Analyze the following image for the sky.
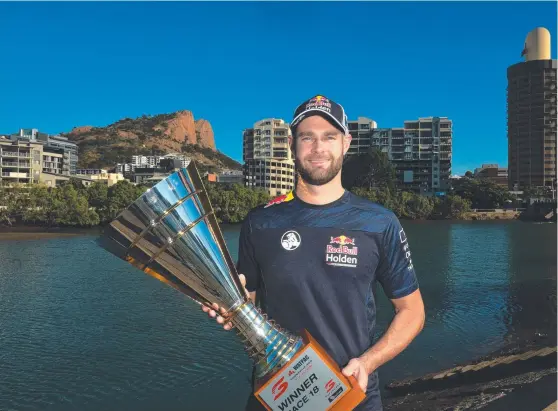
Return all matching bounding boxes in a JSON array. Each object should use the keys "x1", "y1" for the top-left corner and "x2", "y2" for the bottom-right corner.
[{"x1": 0, "y1": 1, "x2": 556, "y2": 175}]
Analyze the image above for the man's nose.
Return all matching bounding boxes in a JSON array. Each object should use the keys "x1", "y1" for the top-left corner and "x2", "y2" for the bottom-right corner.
[{"x1": 311, "y1": 138, "x2": 326, "y2": 153}]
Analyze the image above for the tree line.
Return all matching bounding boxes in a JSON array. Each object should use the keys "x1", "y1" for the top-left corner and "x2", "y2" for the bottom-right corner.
[
  {"x1": 0, "y1": 179, "x2": 146, "y2": 227},
  {"x1": 0, "y1": 148, "x2": 522, "y2": 227}
]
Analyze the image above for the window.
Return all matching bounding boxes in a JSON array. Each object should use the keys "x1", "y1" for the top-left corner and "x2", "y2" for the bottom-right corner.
[{"x1": 359, "y1": 124, "x2": 370, "y2": 130}]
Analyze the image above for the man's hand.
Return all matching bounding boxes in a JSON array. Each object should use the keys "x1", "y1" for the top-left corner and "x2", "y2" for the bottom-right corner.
[
  {"x1": 341, "y1": 358, "x2": 368, "y2": 392},
  {"x1": 201, "y1": 274, "x2": 250, "y2": 331}
]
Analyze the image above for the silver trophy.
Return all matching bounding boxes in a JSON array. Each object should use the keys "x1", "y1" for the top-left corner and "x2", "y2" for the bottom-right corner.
[{"x1": 97, "y1": 162, "x2": 303, "y2": 379}]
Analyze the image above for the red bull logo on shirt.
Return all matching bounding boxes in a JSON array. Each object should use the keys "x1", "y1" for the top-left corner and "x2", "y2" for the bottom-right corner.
[
  {"x1": 264, "y1": 192, "x2": 294, "y2": 208},
  {"x1": 325, "y1": 234, "x2": 358, "y2": 267}
]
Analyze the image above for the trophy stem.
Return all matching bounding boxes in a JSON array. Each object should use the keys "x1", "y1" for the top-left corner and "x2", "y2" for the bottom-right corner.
[{"x1": 230, "y1": 301, "x2": 303, "y2": 379}]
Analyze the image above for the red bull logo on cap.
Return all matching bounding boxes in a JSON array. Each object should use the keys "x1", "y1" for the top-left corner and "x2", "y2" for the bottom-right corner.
[
  {"x1": 306, "y1": 95, "x2": 332, "y2": 112},
  {"x1": 326, "y1": 234, "x2": 358, "y2": 267}
]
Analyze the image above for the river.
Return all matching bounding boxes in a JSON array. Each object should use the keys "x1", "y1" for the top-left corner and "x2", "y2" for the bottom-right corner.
[{"x1": 0, "y1": 221, "x2": 555, "y2": 411}]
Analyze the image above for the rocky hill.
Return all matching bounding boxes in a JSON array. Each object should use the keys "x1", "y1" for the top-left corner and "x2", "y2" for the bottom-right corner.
[{"x1": 64, "y1": 111, "x2": 240, "y2": 172}]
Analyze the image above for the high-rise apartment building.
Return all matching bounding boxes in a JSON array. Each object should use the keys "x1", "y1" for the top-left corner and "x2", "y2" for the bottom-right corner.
[
  {"x1": 371, "y1": 117, "x2": 452, "y2": 193},
  {"x1": 0, "y1": 137, "x2": 69, "y2": 185},
  {"x1": 13, "y1": 128, "x2": 78, "y2": 175},
  {"x1": 242, "y1": 118, "x2": 295, "y2": 196},
  {"x1": 507, "y1": 27, "x2": 557, "y2": 190},
  {"x1": 347, "y1": 117, "x2": 378, "y2": 155}
]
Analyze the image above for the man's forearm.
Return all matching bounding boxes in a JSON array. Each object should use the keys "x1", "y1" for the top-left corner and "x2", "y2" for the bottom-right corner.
[{"x1": 359, "y1": 307, "x2": 425, "y2": 374}]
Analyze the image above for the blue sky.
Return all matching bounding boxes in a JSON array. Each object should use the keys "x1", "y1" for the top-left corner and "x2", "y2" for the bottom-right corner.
[{"x1": 0, "y1": 2, "x2": 556, "y2": 175}]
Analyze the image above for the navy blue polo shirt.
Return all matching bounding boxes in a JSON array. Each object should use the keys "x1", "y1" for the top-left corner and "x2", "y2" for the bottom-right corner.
[{"x1": 237, "y1": 190, "x2": 419, "y2": 411}]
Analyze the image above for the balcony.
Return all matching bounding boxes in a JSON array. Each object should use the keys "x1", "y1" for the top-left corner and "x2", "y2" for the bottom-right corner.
[
  {"x1": 1, "y1": 172, "x2": 30, "y2": 178},
  {"x1": 1, "y1": 161, "x2": 19, "y2": 167},
  {"x1": 1, "y1": 152, "x2": 19, "y2": 157}
]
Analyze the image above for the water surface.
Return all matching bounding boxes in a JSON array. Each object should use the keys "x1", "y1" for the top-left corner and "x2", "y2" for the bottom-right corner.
[{"x1": 0, "y1": 221, "x2": 555, "y2": 410}]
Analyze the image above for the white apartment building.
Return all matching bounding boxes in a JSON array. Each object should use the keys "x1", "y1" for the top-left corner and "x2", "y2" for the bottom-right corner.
[{"x1": 242, "y1": 118, "x2": 295, "y2": 196}]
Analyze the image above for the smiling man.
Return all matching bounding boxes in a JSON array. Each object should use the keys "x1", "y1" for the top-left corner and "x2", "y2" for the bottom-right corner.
[{"x1": 204, "y1": 95, "x2": 425, "y2": 411}]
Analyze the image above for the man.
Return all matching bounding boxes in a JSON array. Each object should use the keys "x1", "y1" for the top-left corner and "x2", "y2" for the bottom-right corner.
[{"x1": 203, "y1": 95, "x2": 425, "y2": 411}]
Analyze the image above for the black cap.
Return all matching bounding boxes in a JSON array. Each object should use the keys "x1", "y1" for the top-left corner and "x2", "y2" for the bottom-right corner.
[{"x1": 290, "y1": 95, "x2": 349, "y2": 136}]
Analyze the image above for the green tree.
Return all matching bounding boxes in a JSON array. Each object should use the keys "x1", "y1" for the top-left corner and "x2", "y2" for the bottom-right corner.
[
  {"x1": 62, "y1": 177, "x2": 88, "y2": 193},
  {"x1": 86, "y1": 182, "x2": 109, "y2": 221},
  {"x1": 22, "y1": 185, "x2": 53, "y2": 225},
  {"x1": 104, "y1": 180, "x2": 146, "y2": 222},
  {"x1": 453, "y1": 178, "x2": 511, "y2": 209},
  {"x1": 433, "y1": 195, "x2": 471, "y2": 219},
  {"x1": 50, "y1": 184, "x2": 99, "y2": 226},
  {"x1": 0, "y1": 185, "x2": 26, "y2": 225},
  {"x1": 342, "y1": 148, "x2": 396, "y2": 190},
  {"x1": 397, "y1": 191, "x2": 434, "y2": 220},
  {"x1": 87, "y1": 182, "x2": 109, "y2": 208},
  {"x1": 21, "y1": 184, "x2": 99, "y2": 226},
  {"x1": 205, "y1": 183, "x2": 270, "y2": 223}
]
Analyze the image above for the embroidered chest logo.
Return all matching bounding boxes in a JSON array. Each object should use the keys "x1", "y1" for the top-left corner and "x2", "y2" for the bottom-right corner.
[
  {"x1": 326, "y1": 235, "x2": 358, "y2": 267},
  {"x1": 281, "y1": 230, "x2": 301, "y2": 251}
]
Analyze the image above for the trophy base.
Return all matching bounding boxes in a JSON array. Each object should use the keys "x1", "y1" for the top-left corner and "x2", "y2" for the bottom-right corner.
[{"x1": 254, "y1": 330, "x2": 366, "y2": 411}]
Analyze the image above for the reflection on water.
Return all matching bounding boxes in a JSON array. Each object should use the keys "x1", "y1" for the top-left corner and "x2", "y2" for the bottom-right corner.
[
  {"x1": 444, "y1": 223, "x2": 511, "y2": 358},
  {"x1": 0, "y1": 221, "x2": 555, "y2": 411}
]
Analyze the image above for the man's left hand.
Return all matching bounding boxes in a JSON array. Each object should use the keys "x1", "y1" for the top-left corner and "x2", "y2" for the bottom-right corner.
[{"x1": 341, "y1": 358, "x2": 368, "y2": 392}]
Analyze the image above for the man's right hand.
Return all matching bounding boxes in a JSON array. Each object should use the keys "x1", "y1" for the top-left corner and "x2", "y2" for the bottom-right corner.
[{"x1": 201, "y1": 274, "x2": 250, "y2": 331}]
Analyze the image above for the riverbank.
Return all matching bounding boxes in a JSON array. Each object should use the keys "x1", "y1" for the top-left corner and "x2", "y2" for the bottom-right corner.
[
  {"x1": 0, "y1": 225, "x2": 101, "y2": 241},
  {"x1": 383, "y1": 311, "x2": 557, "y2": 410},
  {"x1": 384, "y1": 342, "x2": 557, "y2": 410}
]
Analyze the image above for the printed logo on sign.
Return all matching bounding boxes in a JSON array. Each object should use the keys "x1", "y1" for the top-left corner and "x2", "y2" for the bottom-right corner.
[
  {"x1": 399, "y1": 228, "x2": 414, "y2": 270},
  {"x1": 281, "y1": 231, "x2": 301, "y2": 251},
  {"x1": 328, "y1": 386, "x2": 344, "y2": 403},
  {"x1": 259, "y1": 346, "x2": 346, "y2": 411},
  {"x1": 325, "y1": 235, "x2": 358, "y2": 268},
  {"x1": 292, "y1": 355, "x2": 310, "y2": 371},
  {"x1": 272, "y1": 377, "x2": 288, "y2": 401}
]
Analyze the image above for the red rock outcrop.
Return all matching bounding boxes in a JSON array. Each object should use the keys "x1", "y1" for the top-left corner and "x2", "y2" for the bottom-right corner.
[
  {"x1": 195, "y1": 119, "x2": 215, "y2": 148},
  {"x1": 117, "y1": 130, "x2": 138, "y2": 139},
  {"x1": 164, "y1": 110, "x2": 197, "y2": 145},
  {"x1": 69, "y1": 126, "x2": 93, "y2": 135}
]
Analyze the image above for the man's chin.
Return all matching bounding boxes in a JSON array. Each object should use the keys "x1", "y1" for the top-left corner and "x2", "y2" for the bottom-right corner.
[{"x1": 300, "y1": 171, "x2": 336, "y2": 186}]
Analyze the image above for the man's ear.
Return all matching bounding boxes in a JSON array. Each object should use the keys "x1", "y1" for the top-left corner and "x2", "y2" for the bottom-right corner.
[{"x1": 343, "y1": 133, "x2": 352, "y2": 155}]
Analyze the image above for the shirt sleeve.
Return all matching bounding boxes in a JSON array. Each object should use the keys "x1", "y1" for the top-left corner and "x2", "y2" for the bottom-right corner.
[
  {"x1": 236, "y1": 213, "x2": 260, "y2": 292},
  {"x1": 376, "y1": 214, "x2": 419, "y2": 299}
]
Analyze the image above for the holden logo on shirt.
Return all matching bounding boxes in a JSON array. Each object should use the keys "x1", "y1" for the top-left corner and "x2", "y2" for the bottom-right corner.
[
  {"x1": 325, "y1": 235, "x2": 358, "y2": 268},
  {"x1": 399, "y1": 228, "x2": 414, "y2": 270},
  {"x1": 281, "y1": 230, "x2": 301, "y2": 251}
]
